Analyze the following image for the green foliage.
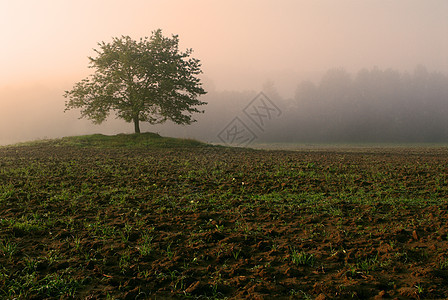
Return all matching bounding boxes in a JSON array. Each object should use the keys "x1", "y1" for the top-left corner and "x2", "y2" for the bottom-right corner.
[
  {"x1": 290, "y1": 249, "x2": 315, "y2": 267},
  {"x1": 137, "y1": 234, "x2": 153, "y2": 256},
  {"x1": 439, "y1": 258, "x2": 448, "y2": 270},
  {"x1": 64, "y1": 29, "x2": 207, "y2": 133},
  {"x1": 0, "y1": 240, "x2": 17, "y2": 257}
]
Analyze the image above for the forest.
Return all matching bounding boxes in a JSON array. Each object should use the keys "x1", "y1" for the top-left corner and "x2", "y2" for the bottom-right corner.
[
  {"x1": 191, "y1": 66, "x2": 448, "y2": 144},
  {"x1": 288, "y1": 66, "x2": 448, "y2": 142}
]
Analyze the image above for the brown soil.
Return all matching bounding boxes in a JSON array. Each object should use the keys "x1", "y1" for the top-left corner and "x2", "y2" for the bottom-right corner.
[{"x1": 1, "y1": 145, "x2": 448, "y2": 299}]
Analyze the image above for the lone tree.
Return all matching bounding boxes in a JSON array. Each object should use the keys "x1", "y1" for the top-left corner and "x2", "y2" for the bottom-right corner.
[{"x1": 64, "y1": 29, "x2": 207, "y2": 133}]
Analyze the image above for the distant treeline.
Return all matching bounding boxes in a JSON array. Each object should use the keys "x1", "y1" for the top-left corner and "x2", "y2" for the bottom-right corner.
[
  {"x1": 266, "y1": 66, "x2": 448, "y2": 143},
  {"x1": 158, "y1": 66, "x2": 448, "y2": 143}
]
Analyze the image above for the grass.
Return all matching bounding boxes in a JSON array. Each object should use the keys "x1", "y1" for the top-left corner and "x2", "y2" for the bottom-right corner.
[
  {"x1": 0, "y1": 240, "x2": 18, "y2": 257},
  {"x1": 11, "y1": 132, "x2": 207, "y2": 148},
  {"x1": 137, "y1": 234, "x2": 153, "y2": 256},
  {"x1": 290, "y1": 249, "x2": 315, "y2": 267},
  {"x1": 0, "y1": 133, "x2": 448, "y2": 298}
]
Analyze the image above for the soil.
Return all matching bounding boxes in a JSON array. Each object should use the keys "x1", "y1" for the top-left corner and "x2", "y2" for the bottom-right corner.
[{"x1": 1, "y1": 144, "x2": 448, "y2": 299}]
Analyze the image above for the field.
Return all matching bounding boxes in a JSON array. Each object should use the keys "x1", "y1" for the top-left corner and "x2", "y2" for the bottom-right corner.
[{"x1": 1, "y1": 134, "x2": 448, "y2": 299}]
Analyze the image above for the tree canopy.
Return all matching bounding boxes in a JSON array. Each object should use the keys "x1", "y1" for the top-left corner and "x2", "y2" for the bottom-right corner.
[{"x1": 64, "y1": 29, "x2": 207, "y2": 133}]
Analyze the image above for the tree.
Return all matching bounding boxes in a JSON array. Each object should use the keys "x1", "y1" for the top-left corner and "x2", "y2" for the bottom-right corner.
[{"x1": 64, "y1": 29, "x2": 207, "y2": 133}]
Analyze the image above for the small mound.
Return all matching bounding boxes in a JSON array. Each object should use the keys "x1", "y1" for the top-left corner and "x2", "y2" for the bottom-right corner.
[{"x1": 10, "y1": 133, "x2": 208, "y2": 148}]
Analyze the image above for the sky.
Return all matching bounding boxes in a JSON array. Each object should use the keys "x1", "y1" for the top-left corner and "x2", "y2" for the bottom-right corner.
[{"x1": 1, "y1": 0, "x2": 447, "y2": 145}]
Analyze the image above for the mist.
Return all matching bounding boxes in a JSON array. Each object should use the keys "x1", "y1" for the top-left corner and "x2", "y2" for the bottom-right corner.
[{"x1": 1, "y1": 0, "x2": 447, "y2": 145}]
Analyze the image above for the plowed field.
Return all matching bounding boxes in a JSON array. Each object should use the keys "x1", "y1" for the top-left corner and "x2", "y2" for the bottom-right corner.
[{"x1": 1, "y1": 143, "x2": 448, "y2": 299}]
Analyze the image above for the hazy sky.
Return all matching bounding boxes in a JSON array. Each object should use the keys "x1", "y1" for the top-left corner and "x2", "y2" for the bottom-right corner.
[{"x1": 1, "y1": 0, "x2": 447, "y2": 144}]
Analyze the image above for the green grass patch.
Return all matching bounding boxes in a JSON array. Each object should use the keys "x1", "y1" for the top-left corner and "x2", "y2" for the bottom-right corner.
[{"x1": 10, "y1": 132, "x2": 208, "y2": 148}]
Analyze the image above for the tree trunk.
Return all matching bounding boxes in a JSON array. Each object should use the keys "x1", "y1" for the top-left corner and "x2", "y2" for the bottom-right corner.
[{"x1": 133, "y1": 116, "x2": 141, "y2": 134}]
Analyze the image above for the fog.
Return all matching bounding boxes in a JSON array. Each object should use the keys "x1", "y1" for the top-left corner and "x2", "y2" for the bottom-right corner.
[{"x1": 1, "y1": 0, "x2": 447, "y2": 145}]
